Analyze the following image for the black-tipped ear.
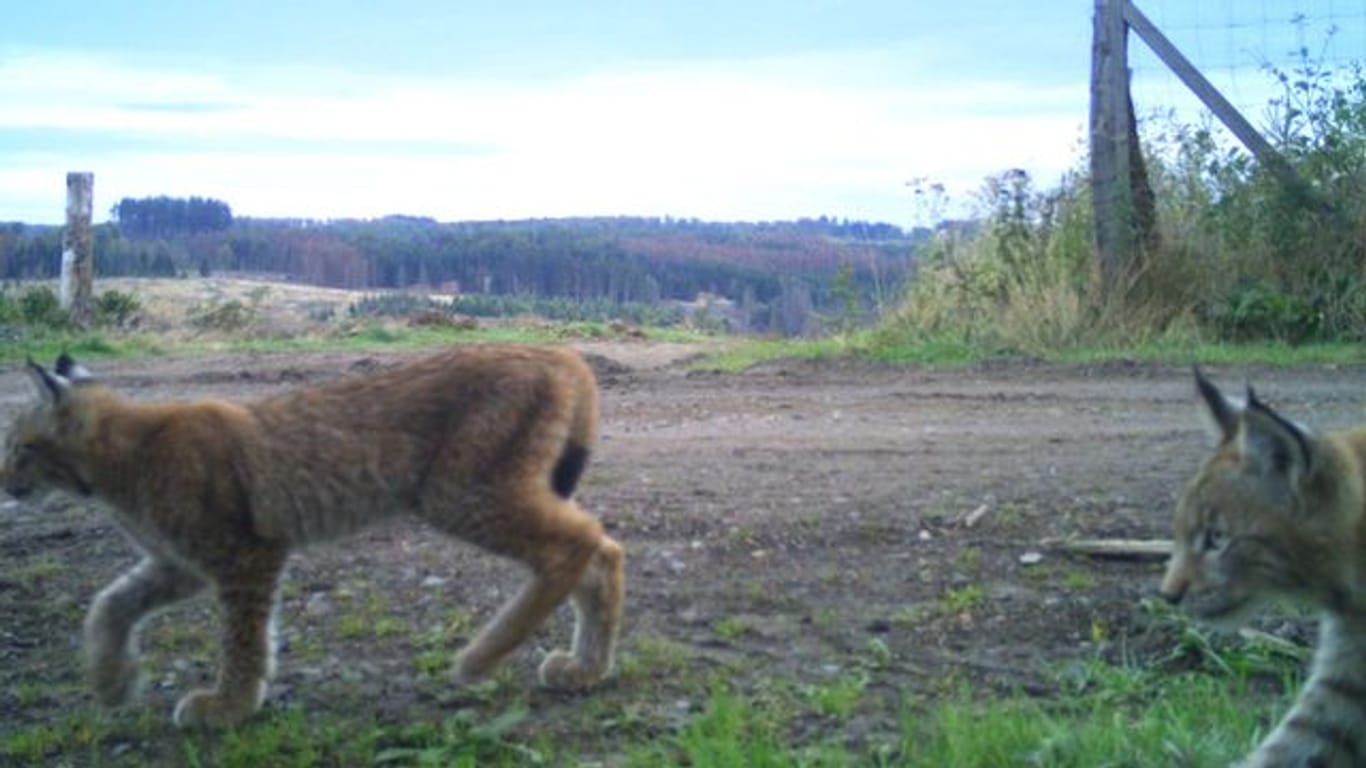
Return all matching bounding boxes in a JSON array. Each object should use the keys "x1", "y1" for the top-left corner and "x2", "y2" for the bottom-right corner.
[
  {"x1": 1193, "y1": 366, "x2": 1237, "y2": 443},
  {"x1": 26, "y1": 356, "x2": 67, "y2": 403},
  {"x1": 55, "y1": 352, "x2": 76, "y2": 377},
  {"x1": 54, "y1": 352, "x2": 91, "y2": 382},
  {"x1": 1241, "y1": 387, "x2": 1313, "y2": 481}
]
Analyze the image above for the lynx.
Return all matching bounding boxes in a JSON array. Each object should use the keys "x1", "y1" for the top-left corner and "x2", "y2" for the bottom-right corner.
[
  {"x1": 1162, "y1": 368, "x2": 1366, "y2": 767},
  {"x1": 1, "y1": 346, "x2": 624, "y2": 728}
]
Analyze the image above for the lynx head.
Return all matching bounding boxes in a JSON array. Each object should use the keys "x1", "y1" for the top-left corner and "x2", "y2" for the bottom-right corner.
[
  {"x1": 2, "y1": 353, "x2": 96, "y2": 500},
  {"x1": 1160, "y1": 367, "x2": 1350, "y2": 626}
]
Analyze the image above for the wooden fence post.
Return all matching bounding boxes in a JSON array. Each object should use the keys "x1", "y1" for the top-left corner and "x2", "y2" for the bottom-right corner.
[
  {"x1": 61, "y1": 172, "x2": 95, "y2": 328},
  {"x1": 1089, "y1": 0, "x2": 1135, "y2": 301}
]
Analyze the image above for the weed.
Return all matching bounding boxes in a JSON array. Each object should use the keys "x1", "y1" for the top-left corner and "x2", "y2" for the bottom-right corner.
[
  {"x1": 374, "y1": 707, "x2": 543, "y2": 767},
  {"x1": 12, "y1": 557, "x2": 63, "y2": 587},
  {"x1": 1063, "y1": 570, "x2": 1098, "y2": 591},
  {"x1": 803, "y1": 672, "x2": 869, "y2": 718},
  {"x1": 938, "y1": 584, "x2": 987, "y2": 617},
  {"x1": 621, "y1": 634, "x2": 700, "y2": 683},
  {"x1": 0, "y1": 711, "x2": 109, "y2": 764},
  {"x1": 714, "y1": 616, "x2": 753, "y2": 641}
]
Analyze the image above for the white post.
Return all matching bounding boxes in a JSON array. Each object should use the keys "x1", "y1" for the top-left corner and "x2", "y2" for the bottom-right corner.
[{"x1": 60, "y1": 172, "x2": 94, "y2": 327}]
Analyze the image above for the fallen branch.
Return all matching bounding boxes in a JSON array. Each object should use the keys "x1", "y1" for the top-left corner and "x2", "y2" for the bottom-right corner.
[
  {"x1": 1040, "y1": 537, "x2": 1171, "y2": 561},
  {"x1": 1237, "y1": 627, "x2": 1312, "y2": 661}
]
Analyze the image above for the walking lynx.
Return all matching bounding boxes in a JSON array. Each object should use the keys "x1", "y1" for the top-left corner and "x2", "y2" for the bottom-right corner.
[
  {"x1": 1, "y1": 346, "x2": 624, "y2": 728},
  {"x1": 1162, "y1": 368, "x2": 1366, "y2": 767}
]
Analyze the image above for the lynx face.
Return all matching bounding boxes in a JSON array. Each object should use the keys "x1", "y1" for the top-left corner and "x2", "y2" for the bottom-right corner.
[
  {"x1": 1162, "y1": 368, "x2": 1349, "y2": 625},
  {"x1": 1, "y1": 360, "x2": 92, "y2": 499},
  {"x1": 1162, "y1": 367, "x2": 1366, "y2": 766},
  {"x1": 1164, "y1": 453, "x2": 1305, "y2": 626}
]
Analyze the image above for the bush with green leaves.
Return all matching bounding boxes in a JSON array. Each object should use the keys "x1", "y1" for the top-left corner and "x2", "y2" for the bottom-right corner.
[
  {"x1": 879, "y1": 52, "x2": 1366, "y2": 354},
  {"x1": 94, "y1": 289, "x2": 142, "y2": 328},
  {"x1": 188, "y1": 298, "x2": 256, "y2": 332},
  {"x1": 17, "y1": 286, "x2": 68, "y2": 328}
]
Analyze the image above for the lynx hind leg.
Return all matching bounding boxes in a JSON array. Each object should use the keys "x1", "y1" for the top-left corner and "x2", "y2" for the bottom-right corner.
[
  {"x1": 174, "y1": 557, "x2": 285, "y2": 728},
  {"x1": 539, "y1": 534, "x2": 624, "y2": 690},
  {"x1": 451, "y1": 498, "x2": 612, "y2": 689},
  {"x1": 85, "y1": 558, "x2": 206, "y2": 707}
]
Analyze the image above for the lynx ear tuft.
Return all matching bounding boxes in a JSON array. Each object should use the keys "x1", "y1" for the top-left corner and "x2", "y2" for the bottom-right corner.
[
  {"x1": 1240, "y1": 387, "x2": 1313, "y2": 483},
  {"x1": 54, "y1": 352, "x2": 92, "y2": 382},
  {"x1": 26, "y1": 357, "x2": 69, "y2": 403},
  {"x1": 1193, "y1": 366, "x2": 1238, "y2": 445}
]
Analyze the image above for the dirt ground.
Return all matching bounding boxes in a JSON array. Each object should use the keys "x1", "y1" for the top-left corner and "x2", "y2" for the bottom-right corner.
[{"x1": 1, "y1": 342, "x2": 1363, "y2": 764}]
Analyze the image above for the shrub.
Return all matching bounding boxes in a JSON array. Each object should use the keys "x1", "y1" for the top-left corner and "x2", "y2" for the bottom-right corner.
[
  {"x1": 188, "y1": 299, "x2": 255, "y2": 332},
  {"x1": 94, "y1": 290, "x2": 142, "y2": 328},
  {"x1": 877, "y1": 55, "x2": 1366, "y2": 353},
  {"x1": 18, "y1": 286, "x2": 68, "y2": 328}
]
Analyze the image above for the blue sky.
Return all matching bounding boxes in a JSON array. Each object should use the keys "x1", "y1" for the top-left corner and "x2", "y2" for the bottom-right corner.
[{"x1": 2, "y1": 1, "x2": 1360, "y2": 226}]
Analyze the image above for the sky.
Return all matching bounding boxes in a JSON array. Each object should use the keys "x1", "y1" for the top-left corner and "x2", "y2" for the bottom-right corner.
[{"x1": 2, "y1": 1, "x2": 1361, "y2": 228}]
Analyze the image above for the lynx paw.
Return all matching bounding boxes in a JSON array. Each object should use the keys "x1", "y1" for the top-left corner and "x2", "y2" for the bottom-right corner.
[
  {"x1": 538, "y1": 650, "x2": 604, "y2": 691},
  {"x1": 451, "y1": 650, "x2": 491, "y2": 687},
  {"x1": 172, "y1": 688, "x2": 262, "y2": 729},
  {"x1": 89, "y1": 653, "x2": 140, "y2": 707}
]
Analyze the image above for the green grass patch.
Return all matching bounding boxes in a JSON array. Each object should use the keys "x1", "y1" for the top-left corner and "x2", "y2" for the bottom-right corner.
[
  {"x1": 0, "y1": 710, "x2": 112, "y2": 765},
  {"x1": 373, "y1": 707, "x2": 545, "y2": 767},
  {"x1": 3, "y1": 320, "x2": 716, "y2": 367},
  {"x1": 1051, "y1": 339, "x2": 1366, "y2": 367},
  {"x1": 181, "y1": 709, "x2": 382, "y2": 768},
  {"x1": 691, "y1": 336, "x2": 852, "y2": 373},
  {"x1": 897, "y1": 665, "x2": 1275, "y2": 767},
  {"x1": 2, "y1": 331, "x2": 167, "y2": 363},
  {"x1": 2, "y1": 655, "x2": 1297, "y2": 767},
  {"x1": 697, "y1": 333, "x2": 1366, "y2": 372}
]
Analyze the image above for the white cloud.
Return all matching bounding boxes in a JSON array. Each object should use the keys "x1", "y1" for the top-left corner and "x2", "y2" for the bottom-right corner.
[{"x1": 0, "y1": 48, "x2": 1088, "y2": 225}]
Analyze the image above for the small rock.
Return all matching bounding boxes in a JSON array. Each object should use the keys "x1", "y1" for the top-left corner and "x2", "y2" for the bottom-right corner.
[
  {"x1": 420, "y1": 575, "x2": 448, "y2": 589},
  {"x1": 1019, "y1": 551, "x2": 1044, "y2": 566},
  {"x1": 917, "y1": 530, "x2": 932, "y2": 542},
  {"x1": 678, "y1": 607, "x2": 706, "y2": 624},
  {"x1": 865, "y1": 618, "x2": 892, "y2": 634},
  {"x1": 304, "y1": 592, "x2": 332, "y2": 616}
]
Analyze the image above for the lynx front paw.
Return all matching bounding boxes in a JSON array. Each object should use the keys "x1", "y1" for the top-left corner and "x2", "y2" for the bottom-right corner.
[
  {"x1": 172, "y1": 688, "x2": 262, "y2": 729},
  {"x1": 538, "y1": 650, "x2": 604, "y2": 691},
  {"x1": 89, "y1": 653, "x2": 140, "y2": 707},
  {"x1": 451, "y1": 650, "x2": 491, "y2": 687}
]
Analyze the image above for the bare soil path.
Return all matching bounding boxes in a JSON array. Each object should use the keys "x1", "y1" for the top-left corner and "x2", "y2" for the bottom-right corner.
[{"x1": 2, "y1": 344, "x2": 1362, "y2": 764}]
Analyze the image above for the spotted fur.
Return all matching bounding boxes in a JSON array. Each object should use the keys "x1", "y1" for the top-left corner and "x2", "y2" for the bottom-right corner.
[
  {"x1": 1, "y1": 346, "x2": 624, "y2": 728},
  {"x1": 1162, "y1": 368, "x2": 1366, "y2": 767}
]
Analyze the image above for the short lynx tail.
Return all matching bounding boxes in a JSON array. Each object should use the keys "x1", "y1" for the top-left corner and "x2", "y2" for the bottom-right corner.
[
  {"x1": 551, "y1": 443, "x2": 589, "y2": 499},
  {"x1": 550, "y1": 368, "x2": 598, "y2": 500}
]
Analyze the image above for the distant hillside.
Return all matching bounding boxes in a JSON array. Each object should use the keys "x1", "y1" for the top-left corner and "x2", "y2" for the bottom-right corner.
[{"x1": 0, "y1": 212, "x2": 924, "y2": 334}]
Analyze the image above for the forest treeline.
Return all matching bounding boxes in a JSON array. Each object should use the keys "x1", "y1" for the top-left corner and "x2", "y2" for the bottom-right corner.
[{"x1": 0, "y1": 198, "x2": 921, "y2": 333}]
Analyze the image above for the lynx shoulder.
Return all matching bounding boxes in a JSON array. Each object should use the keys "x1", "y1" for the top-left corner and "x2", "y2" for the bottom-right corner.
[
  {"x1": 1, "y1": 346, "x2": 624, "y2": 728},
  {"x1": 1162, "y1": 367, "x2": 1366, "y2": 767}
]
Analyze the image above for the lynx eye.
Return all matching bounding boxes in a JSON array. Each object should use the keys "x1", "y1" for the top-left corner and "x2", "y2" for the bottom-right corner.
[{"x1": 1200, "y1": 527, "x2": 1227, "y2": 553}]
